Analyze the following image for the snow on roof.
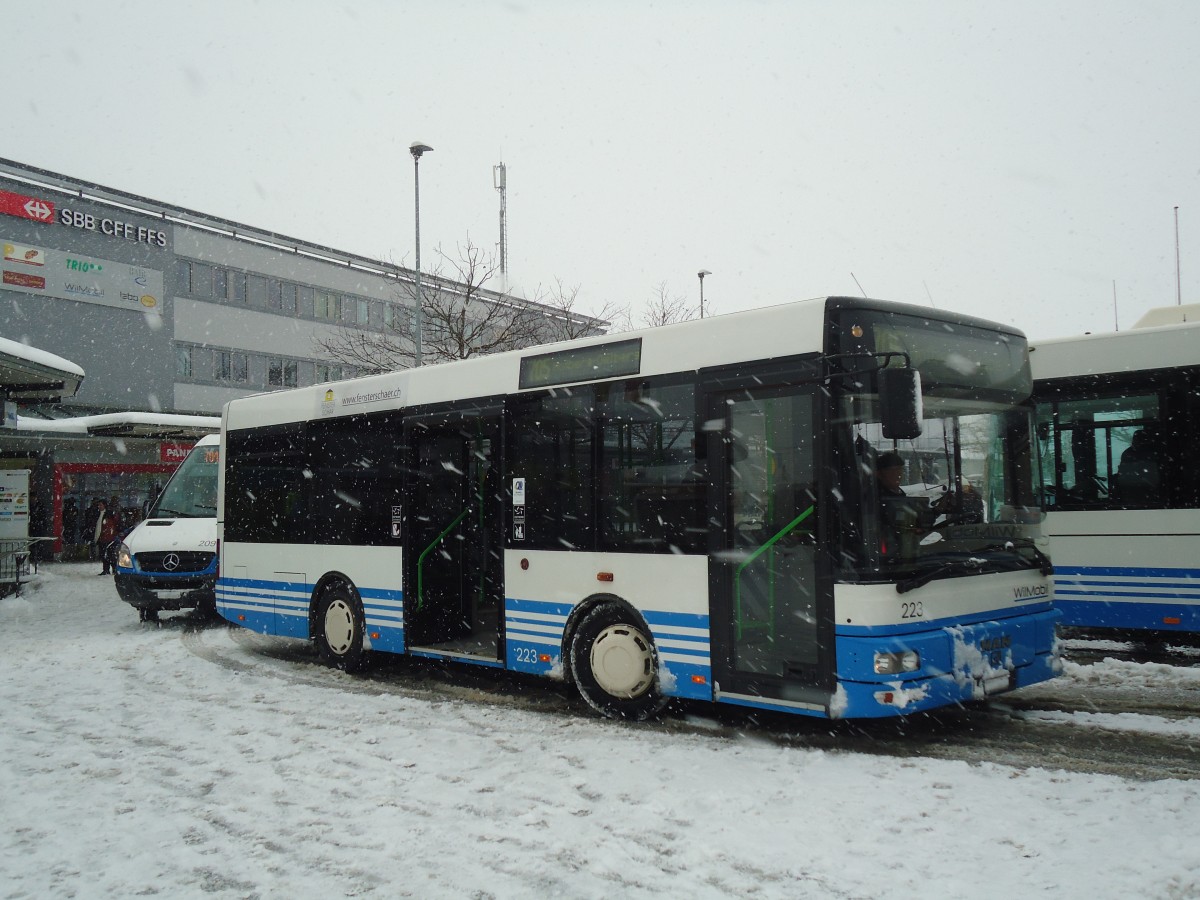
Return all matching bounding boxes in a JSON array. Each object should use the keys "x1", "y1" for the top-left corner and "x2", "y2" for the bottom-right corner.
[
  {"x1": 0, "y1": 335, "x2": 85, "y2": 378},
  {"x1": 0, "y1": 335, "x2": 85, "y2": 401},
  {"x1": 15, "y1": 411, "x2": 219, "y2": 437}
]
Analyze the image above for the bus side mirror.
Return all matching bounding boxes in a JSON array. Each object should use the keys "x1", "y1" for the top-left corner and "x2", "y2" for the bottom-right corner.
[{"x1": 880, "y1": 367, "x2": 923, "y2": 440}]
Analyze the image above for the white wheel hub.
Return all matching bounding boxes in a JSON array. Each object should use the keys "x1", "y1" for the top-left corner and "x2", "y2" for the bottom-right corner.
[
  {"x1": 590, "y1": 624, "x2": 654, "y2": 698},
  {"x1": 324, "y1": 598, "x2": 355, "y2": 655}
]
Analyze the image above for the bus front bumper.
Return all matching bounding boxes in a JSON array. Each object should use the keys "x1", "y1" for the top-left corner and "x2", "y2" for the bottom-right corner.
[{"x1": 833, "y1": 606, "x2": 1062, "y2": 719}]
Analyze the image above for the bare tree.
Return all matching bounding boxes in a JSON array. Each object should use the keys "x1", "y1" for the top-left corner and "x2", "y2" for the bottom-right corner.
[
  {"x1": 640, "y1": 281, "x2": 698, "y2": 328},
  {"x1": 527, "y1": 278, "x2": 629, "y2": 342},
  {"x1": 316, "y1": 239, "x2": 580, "y2": 373}
]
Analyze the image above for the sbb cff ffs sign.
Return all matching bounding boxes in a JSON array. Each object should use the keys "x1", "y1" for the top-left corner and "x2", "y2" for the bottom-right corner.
[{"x1": 160, "y1": 443, "x2": 194, "y2": 464}]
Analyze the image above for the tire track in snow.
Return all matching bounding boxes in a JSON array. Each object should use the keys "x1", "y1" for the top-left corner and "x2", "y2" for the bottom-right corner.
[{"x1": 181, "y1": 620, "x2": 1200, "y2": 781}]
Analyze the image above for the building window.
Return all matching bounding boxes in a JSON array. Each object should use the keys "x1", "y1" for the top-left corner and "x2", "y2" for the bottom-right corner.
[
  {"x1": 269, "y1": 281, "x2": 283, "y2": 309},
  {"x1": 247, "y1": 275, "x2": 266, "y2": 306},
  {"x1": 315, "y1": 290, "x2": 337, "y2": 320},
  {"x1": 231, "y1": 272, "x2": 248, "y2": 303},
  {"x1": 268, "y1": 358, "x2": 298, "y2": 388},
  {"x1": 281, "y1": 282, "x2": 297, "y2": 313},
  {"x1": 178, "y1": 261, "x2": 193, "y2": 295},
  {"x1": 314, "y1": 363, "x2": 344, "y2": 383},
  {"x1": 213, "y1": 268, "x2": 228, "y2": 300},
  {"x1": 214, "y1": 350, "x2": 248, "y2": 383},
  {"x1": 384, "y1": 303, "x2": 411, "y2": 331},
  {"x1": 175, "y1": 345, "x2": 193, "y2": 378}
]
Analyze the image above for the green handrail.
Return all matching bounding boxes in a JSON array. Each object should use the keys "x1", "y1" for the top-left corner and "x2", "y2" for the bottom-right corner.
[
  {"x1": 733, "y1": 505, "x2": 815, "y2": 640},
  {"x1": 416, "y1": 506, "x2": 471, "y2": 610}
]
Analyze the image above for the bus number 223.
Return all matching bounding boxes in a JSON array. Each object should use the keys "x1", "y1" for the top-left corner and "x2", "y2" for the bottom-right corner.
[{"x1": 901, "y1": 601, "x2": 924, "y2": 619}]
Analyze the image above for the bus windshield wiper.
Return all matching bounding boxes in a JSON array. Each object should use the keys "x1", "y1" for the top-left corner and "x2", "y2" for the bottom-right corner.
[
  {"x1": 896, "y1": 556, "x2": 987, "y2": 594},
  {"x1": 975, "y1": 538, "x2": 1054, "y2": 576}
]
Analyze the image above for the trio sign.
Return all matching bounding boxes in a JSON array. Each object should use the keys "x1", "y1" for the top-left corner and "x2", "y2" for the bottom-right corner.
[{"x1": 2, "y1": 239, "x2": 163, "y2": 314}]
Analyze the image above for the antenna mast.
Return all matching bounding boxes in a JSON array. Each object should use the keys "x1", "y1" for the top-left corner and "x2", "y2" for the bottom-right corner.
[
  {"x1": 494, "y1": 161, "x2": 508, "y2": 285},
  {"x1": 1176, "y1": 205, "x2": 1182, "y2": 305}
]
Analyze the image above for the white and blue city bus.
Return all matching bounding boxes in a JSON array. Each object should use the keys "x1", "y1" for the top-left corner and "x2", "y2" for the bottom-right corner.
[
  {"x1": 1032, "y1": 305, "x2": 1200, "y2": 637},
  {"x1": 217, "y1": 296, "x2": 1059, "y2": 720}
]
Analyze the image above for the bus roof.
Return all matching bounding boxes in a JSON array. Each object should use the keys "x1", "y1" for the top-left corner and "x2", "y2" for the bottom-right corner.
[
  {"x1": 1031, "y1": 315, "x2": 1200, "y2": 381},
  {"x1": 224, "y1": 295, "x2": 1025, "y2": 432}
]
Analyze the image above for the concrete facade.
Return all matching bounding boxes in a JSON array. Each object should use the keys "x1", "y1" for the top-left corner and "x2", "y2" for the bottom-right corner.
[
  {"x1": 1, "y1": 159, "x2": 587, "y2": 556},
  {"x1": 1, "y1": 162, "x2": 440, "y2": 416}
]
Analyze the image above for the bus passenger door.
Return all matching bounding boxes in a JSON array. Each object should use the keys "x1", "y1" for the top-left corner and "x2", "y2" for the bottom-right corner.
[
  {"x1": 404, "y1": 412, "x2": 503, "y2": 657},
  {"x1": 707, "y1": 384, "x2": 833, "y2": 710}
]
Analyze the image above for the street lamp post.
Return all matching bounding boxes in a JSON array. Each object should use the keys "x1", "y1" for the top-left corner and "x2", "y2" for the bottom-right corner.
[
  {"x1": 697, "y1": 269, "x2": 711, "y2": 319},
  {"x1": 410, "y1": 142, "x2": 433, "y2": 366}
]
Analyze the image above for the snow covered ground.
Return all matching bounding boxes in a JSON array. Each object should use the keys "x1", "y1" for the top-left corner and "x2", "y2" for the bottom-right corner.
[{"x1": 3, "y1": 563, "x2": 1200, "y2": 899}]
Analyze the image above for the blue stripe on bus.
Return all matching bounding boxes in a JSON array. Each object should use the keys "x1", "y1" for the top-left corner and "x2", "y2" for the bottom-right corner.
[
  {"x1": 1056, "y1": 587, "x2": 1200, "y2": 600},
  {"x1": 1055, "y1": 565, "x2": 1200, "y2": 579},
  {"x1": 504, "y1": 597, "x2": 568, "y2": 677},
  {"x1": 217, "y1": 576, "x2": 408, "y2": 649},
  {"x1": 506, "y1": 597, "x2": 574, "y2": 617},
  {"x1": 643, "y1": 609, "x2": 709, "y2": 629},
  {"x1": 1053, "y1": 565, "x2": 1200, "y2": 631},
  {"x1": 360, "y1": 586, "x2": 404, "y2": 602},
  {"x1": 1056, "y1": 598, "x2": 1200, "y2": 631},
  {"x1": 502, "y1": 597, "x2": 713, "y2": 698}
]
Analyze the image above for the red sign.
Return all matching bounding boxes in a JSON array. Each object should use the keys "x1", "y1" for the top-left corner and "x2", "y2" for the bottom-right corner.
[
  {"x1": 160, "y1": 443, "x2": 195, "y2": 464},
  {"x1": 0, "y1": 188, "x2": 55, "y2": 223},
  {"x1": 3, "y1": 269, "x2": 46, "y2": 289}
]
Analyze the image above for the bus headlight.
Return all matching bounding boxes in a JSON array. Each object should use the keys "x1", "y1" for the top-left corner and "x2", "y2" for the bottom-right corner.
[
  {"x1": 116, "y1": 543, "x2": 133, "y2": 569},
  {"x1": 874, "y1": 650, "x2": 920, "y2": 675}
]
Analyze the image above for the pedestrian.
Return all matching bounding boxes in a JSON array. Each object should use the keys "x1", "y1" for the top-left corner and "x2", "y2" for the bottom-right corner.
[
  {"x1": 83, "y1": 498, "x2": 102, "y2": 560},
  {"x1": 96, "y1": 501, "x2": 120, "y2": 575}
]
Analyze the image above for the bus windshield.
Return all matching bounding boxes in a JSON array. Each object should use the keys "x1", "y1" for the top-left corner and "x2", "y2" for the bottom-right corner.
[
  {"x1": 149, "y1": 442, "x2": 219, "y2": 519},
  {"x1": 827, "y1": 307, "x2": 1044, "y2": 584}
]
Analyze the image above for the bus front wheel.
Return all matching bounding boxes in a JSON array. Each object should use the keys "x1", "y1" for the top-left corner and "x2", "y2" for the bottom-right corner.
[
  {"x1": 315, "y1": 586, "x2": 368, "y2": 673},
  {"x1": 570, "y1": 604, "x2": 667, "y2": 721}
]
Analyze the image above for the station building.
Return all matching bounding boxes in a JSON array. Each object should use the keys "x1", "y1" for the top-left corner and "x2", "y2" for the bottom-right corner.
[{"x1": 0, "y1": 158, "x2": 589, "y2": 556}]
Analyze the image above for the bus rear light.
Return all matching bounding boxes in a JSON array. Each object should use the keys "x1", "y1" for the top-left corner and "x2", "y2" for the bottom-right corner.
[
  {"x1": 237, "y1": 614, "x2": 246, "y2": 622},
  {"x1": 371, "y1": 632, "x2": 381, "y2": 640},
  {"x1": 539, "y1": 653, "x2": 551, "y2": 663},
  {"x1": 1164, "y1": 617, "x2": 1181, "y2": 625},
  {"x1": 691, "y1": 674, "x2": 707, "y2": 685},
  {"x1": 597, "y1": 572, "x2": 614, "y2": 582}
]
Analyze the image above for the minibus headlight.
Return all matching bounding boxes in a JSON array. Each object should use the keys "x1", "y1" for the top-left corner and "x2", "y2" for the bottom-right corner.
[
  {"x1": 116, "y1": 543, "x2": 133, "y2": 569},
  {"x1": 874, "y1": 650, "x2": 920, "y2": 675}
]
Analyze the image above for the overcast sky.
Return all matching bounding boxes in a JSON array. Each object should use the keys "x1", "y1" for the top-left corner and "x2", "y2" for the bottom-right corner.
[{"x1": 4, "y1": 1, "x2": 1198, "y2": 338}]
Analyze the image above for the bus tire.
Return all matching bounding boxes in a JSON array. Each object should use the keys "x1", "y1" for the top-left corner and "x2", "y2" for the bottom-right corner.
[
  {"x1": 569, "y1": 604, "x2": 667, "y2": 721},
  {"x1": 314, "y1": 585, "x2": 368, "y2": 673}
]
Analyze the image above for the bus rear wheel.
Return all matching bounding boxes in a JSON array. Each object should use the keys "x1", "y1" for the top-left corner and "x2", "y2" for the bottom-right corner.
[
  {"x1": 570, "y1": 604, "x2": 667, "y2": 721},
  {"x1": 315, "y1": 586, "x2": 368, "y2": 673}
]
